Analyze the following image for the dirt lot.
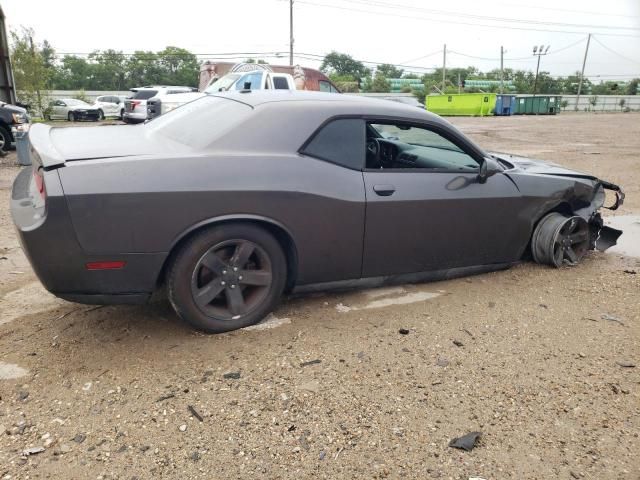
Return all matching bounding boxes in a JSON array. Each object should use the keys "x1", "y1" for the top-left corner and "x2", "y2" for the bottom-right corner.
[{"x1": 0, "y1": 113, "x2": 638, "y2": 480}]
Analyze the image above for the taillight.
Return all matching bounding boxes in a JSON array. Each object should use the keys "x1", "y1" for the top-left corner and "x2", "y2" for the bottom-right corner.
[
  {"x1": 132, "y1": 100, "x2": 141, "y2": 109},
  {"x1": 33, "y1": 167, "x2": 46, "y2": 200}
]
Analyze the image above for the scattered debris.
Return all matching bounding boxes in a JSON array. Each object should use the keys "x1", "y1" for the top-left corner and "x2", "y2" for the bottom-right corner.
[
  {"x1": 616, "y1": 361, "x2": 635, "y2": 368},
  {"x1": 601, "y1": 314, "x2": 625, "y2": 326},
  {"x1": 398, "y1": 328, "x2": 410, "y2": 335},
  {"x1": 539, "y1": 303, "x2": 548, "y2": 309},
  {"x1": 287, "y1": 425, "x2": 296, "y2": 432},
  {"x1": 319, "y1": 450, "x2": 326, "y2": 460},
  {"x1": 449, "y1": 431, "x2": 482, "y2": 451},
  {"x1": 156, "y1": 393, "x2": 176, "y2": 402},
  {"x1": 0, "y1": 362, "x2": 28, "y2": 380},
  {"x1": 243, "y1": 314, "x2": 291, "y2": 331},
  {"x1": 179, "y1": 424, "x2": 187, "y2": 432},
  {"x1": 188, "y1": 405, "x2": 203, "y2": 422},
  {"x1": 487, "y1": 301, "x2": 495, "y2": 308},
  {"x1": 72, "y1": 433, "x2": 86, "y2": 444},
  {"x1": 223, "y1": 372, "x2": 241, "y2": 380},
  {"x1": 300, "y1": 359, "x2": 322, "y2": 367},
  {"x1": 191, "y1": 451, "x2": 201, "y2": 461},
  {"x1": 453, "y1": 340, "x2": 464, "y2": 347},
  {"x1": 623, "y1": 269, "x2": 636, "y2": 274},
  {"x1": 462, "y1": 328, "x2": 474, "y2": 338},
  {"x1": 18, "y1": 390, "x2": 29, "y2": 401},
  {"x1": 23, "y1": 446, "x2": 45, "y2": 456}
]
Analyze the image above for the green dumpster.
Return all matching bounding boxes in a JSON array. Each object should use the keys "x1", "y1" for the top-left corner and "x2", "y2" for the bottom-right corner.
[
  {"x1": 425, "y1": 93, "x2": 496, "y2": 116},
  {"x1": 513, "y1": 95, "x2": 562, "y2": 115}
]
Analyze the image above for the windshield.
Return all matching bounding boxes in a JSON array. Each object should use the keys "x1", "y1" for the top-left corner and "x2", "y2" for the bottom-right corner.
[
  {"x1": 130, "y1": 90, "x2": 158, "y2": 100},
  {"x1": 145, "y1": 95, "x2": 252, "y2": 149},
  {"x1": 65, "y1": 99, "x2": 90, "y2": 106},
  {"x1": 205, "y1": 74, "x2": 241, "y2": 93}
]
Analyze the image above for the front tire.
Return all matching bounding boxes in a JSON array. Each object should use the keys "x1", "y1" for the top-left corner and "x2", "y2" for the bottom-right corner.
[
  {"x1": 167, "y1": 224, "x2": 287, "y2": 333},
  {"x1": 531, "y1": 213, "x2": 590, "y2": 267},
  {"x1": 97, "y1": 109, "x2": 104, "y2": 121},
  {"x1": 0, "y1": 125, "x2": 10, "y2": 153}
]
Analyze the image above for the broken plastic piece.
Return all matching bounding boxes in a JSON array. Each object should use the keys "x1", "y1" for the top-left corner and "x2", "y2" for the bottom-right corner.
[{"x1": 449, "y1": 431, "x2": 482, "y2": 451}]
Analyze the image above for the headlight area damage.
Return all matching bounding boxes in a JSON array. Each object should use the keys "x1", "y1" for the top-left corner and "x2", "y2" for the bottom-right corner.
[{"x1": 531, "y1": 176, "x2": 625, "y2": 268}]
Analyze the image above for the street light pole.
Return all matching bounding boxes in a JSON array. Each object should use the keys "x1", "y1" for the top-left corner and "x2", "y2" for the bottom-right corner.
[
  {"x1": 289, "y1": 0, "x2": 294, "y2": 66},
  {"x1": 532, "y1": 44, "x2": 550, "y2": 96}
]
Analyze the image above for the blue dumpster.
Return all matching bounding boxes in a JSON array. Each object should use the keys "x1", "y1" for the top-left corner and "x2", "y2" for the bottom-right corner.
[
  {"x1": 494, "y1": 95, "x2": 516, "y2": 116},
  {"x1": 12, "y1": 125, "x2": 31, "y2": 166}
]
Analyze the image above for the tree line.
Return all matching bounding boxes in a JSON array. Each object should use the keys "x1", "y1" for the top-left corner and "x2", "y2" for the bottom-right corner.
[{"x1": 10, "y1": 29, "x2": 639, "y2": 115}]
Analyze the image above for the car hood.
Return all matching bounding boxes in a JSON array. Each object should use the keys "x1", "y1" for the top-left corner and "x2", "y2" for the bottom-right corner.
[{"x1": 491, "y1": 152, "x2": 594, "y2": 179}]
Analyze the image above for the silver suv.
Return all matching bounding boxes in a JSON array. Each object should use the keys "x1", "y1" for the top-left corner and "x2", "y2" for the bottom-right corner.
[{"x1": 123, "y1": 86, "x2": 194, "y2": 123}]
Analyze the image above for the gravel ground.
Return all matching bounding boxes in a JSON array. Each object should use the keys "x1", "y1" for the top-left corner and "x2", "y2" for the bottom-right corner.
[{"x1": 0, "y1": 113, "x2": 638, "y2": 480}]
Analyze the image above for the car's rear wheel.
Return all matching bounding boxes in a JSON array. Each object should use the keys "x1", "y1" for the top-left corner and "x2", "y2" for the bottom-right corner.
[
  {"x1": 531, "y1": 212, "x2": 590, "y2": 267},
  {"x1": 119, "y1": 109, "x2": 124, "y2": 120},
  {"x1": 68, "y1": 112, "x2": 75, "y2": 122},
  {"x1": 167, "y1": 224, "x2": 287, "y2": 333}
]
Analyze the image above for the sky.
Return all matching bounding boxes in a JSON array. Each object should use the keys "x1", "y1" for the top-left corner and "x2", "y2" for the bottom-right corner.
[{"x1": 3, "y1": 0, "x2": 640, "y2": 80}]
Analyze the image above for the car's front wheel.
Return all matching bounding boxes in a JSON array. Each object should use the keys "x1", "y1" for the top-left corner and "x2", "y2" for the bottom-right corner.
[
  {"x1": 167, "y1": 224, "x2": 287, "y2": 333},
  {"x1": 97, "y1": 109, "x2": 104, "y2": 121},
  {"x1": 0, "y1": 125, "x2": 10, "y2": 153},
  {"x1": 531, "y1": 212, "x2": 590, "y2": 267}
]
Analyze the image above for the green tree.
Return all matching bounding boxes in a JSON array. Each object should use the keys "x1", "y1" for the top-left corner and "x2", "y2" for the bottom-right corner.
[
  {"x1": 125, "y1": 51, "x2": 163, "y2": 87},
  {"x1": 157, "y1": 46, "x2": 199, "y2": 87},
  {"x1": 88, "y1": 50, "x2": 127, "y2": 90},
  {"x1": 376, "y1": 63, "x2": 403, "y2": 78},
  {"x1": 10, "y1": 27, "x2": 50, "y2": 115},
  {"x1": 362, "y1": 73, "x2": 391, "y2": 93},
  {"x1": 625, "y1": 78, "x2": 639, "y2": 95},
  {"x1": 52, "y1": 55, "x2": 94, "y2": 90},
  {"x1": 245, "y1": 58, "x2": 268, "y2": 64},
  {"x1": 320, "y1": 51, "x2": 369, "y2": 81}
]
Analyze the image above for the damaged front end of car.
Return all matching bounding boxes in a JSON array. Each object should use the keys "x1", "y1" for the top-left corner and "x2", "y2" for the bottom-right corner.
[{"x1": 580, "y1": 179, "x2": 625, "y2": 252}]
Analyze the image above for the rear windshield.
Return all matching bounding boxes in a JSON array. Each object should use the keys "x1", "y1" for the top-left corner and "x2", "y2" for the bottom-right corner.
[
  {"x1": 145, "y1": 95, "x2": 252, "y2": 149},
  {"x1": 130, "y1": 90, "x2": 158, "y2": 100}
]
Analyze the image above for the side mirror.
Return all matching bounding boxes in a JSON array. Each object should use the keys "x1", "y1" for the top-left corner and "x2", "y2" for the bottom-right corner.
[{"x1": 478, "y1": 157, "x2": 502, "y2": 184}]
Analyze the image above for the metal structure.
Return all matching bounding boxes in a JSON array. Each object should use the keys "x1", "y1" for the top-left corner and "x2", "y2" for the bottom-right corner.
[
  {"x1": 532, "y1": 44, "x2": 550, "y2": 96},
  {"x1": 0, "y1": 5, "x2": 16, "y2": 104}
]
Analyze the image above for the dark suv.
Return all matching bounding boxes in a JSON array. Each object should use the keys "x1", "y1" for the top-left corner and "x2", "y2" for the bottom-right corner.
[{"x1": 0, "y1": 101, "x2": 29, "y2": 152}]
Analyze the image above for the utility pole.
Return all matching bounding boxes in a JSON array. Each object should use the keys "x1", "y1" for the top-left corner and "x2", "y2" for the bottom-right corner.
[
  {"x1": 28, "y1": 35, "x2": 42, "y2": 113},
  {"x1": 575, "y1": 33, "x2": 591, "y2": 111},
  {"x1": 500, "y1": 46, "x2": 504, "y2": 94},
  {"x1": 289, "y1": 0, "x2": 294, "y2": 66},
  {"x1": 457, "y1": 72, "x2": 461, "y2": 94},
  {"x1": 442, "y1": 44, "x2": 446, "y2": 92},
  {"x1": 532, "y1": 44, "x2": 550, "y2": 96}
]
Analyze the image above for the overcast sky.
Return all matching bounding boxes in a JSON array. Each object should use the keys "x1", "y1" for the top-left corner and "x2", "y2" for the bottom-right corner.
[{"x1": 4, "y1": 0, "x2": 640, "y2": 80}]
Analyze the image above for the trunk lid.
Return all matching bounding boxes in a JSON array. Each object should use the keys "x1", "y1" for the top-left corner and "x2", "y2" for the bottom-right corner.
[{"x1": 28, "y1": 123, "x2": 193, "y2": 168}]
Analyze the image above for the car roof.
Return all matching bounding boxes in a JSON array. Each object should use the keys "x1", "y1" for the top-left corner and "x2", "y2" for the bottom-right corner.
[{"x1": 210, "y1": 90, "x2": 443, "y2": 124}]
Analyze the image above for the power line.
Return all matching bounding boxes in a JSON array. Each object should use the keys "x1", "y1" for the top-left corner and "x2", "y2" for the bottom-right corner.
[
  {"x1": 294, "y1": 0, "x2": 640, "y2": 37},
  {"x1": 334, "y1": 0, "x2": 640, "y2": 32},
  {"x1": 497, "y1": 2, "x2": 640, "y2": 20},
  {"x1": 591, "y1": 36, "x2": 640, "y2": 67}
]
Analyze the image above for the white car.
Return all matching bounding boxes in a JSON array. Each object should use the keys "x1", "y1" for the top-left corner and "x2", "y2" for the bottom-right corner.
[
  {"x1": 123, "y1": 86, "x2": 195, "y2": 123},
  {"x1": 146, "y1": 71, "x2": 295, "y2": 119},
  {"x1": 94, "y1": 95, "x2": 127, "y2": 120},
  {"x1": 47, "y1": 98, "x2": 102, "y2": 121}
]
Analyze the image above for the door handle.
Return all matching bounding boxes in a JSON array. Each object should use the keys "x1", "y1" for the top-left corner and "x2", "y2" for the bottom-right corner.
[{"x1": 373, "y1": 184, "x2": 396, "y2": 196}]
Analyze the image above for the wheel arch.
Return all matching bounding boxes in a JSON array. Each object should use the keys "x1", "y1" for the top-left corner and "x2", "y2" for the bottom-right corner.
[
  {"x1": 156, "y1": 215, "x2": 299, "y2": 293},
  {"x1": 522, "y1": 201, "x2": 573, "y2": 259}
]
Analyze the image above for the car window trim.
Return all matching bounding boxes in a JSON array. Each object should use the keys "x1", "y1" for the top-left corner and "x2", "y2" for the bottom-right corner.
[
  {"x1": 298, "y1": 115, "x2": 366, "y2": 171},
  {"x1": 363, "y1": 116, "x2": 485, "y2": 174}
]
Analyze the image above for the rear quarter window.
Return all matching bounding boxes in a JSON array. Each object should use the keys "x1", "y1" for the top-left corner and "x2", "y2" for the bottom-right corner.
[{"x1": 302, "y1": 118, "x2": 364, "y2": 170}]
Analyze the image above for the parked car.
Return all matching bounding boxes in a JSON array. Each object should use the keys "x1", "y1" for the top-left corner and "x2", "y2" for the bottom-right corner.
[
  {"x1": 47, "y1": 99, "x2": 102, "y2": 121},
  {"x1": 0, "y1": 101, "x2": 29, "y2": 152},
  {"x1": 123, "y1": 86, "x2": 195, "y2": 123},
  {"x1": 146, "y1": 70, "x2": 295, "y2": 119},
  {"x1": 94, "y1": 95, "x2": 127, "y2": 120},
  {"x1": 12, "y1": 91, "x2": 624, "y2": 334}
]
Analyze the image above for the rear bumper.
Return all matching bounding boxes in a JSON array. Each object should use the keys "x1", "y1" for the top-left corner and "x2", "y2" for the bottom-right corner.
[
  {"x1": 10, "y1": 167, "x2": 166, "y2": 305},
  {"x1": 123, "y1": 111, "x2": 146, "y2": 122}
]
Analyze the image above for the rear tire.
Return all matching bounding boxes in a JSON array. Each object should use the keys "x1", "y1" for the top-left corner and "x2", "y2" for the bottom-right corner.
[
  {"x1": 167, "y1": 224, "x2": 287, "y2": 333},
  {"x1": 68, "y1": 112, "x2": 75, "y2": 122},
  {"x1": 119, "y1": 109, "x2": 124, "y2": 120}
]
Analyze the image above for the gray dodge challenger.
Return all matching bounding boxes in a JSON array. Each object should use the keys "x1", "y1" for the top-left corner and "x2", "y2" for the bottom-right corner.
[{"x1": 11, "y1": 91, "x2": 624, "y2": 332}]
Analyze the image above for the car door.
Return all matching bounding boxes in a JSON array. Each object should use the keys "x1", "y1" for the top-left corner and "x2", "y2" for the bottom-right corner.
[
  {"x1": 52, "y1": 100, "x2": 66, "y2": 119},
  {"x1": 361, "y1": 120, "x2": 525, "y2": 278}
]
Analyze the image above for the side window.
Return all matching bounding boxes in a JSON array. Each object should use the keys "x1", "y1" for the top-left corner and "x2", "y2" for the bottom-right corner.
[
  {"x1": 273, "y1": 77, "x2": 289, "y2": 89},
  {"x1": 301, "y1": 118, "x2": 365, "y2": 170},
  {"x1": 366, "y1": 122, "x2": 479, "y2": 171},
  {"x1": 318, "y1": 80, "x2": 331, "y2": 92}
]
